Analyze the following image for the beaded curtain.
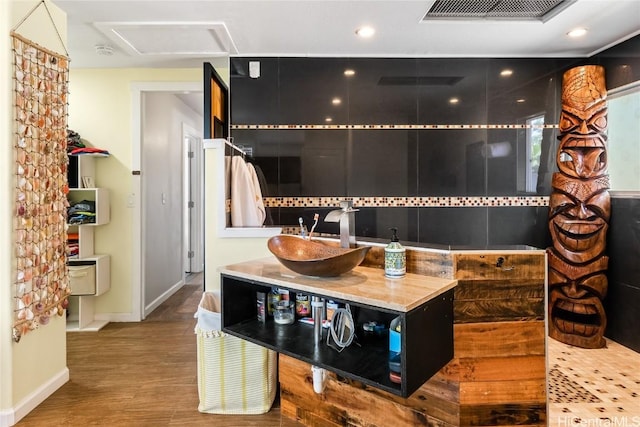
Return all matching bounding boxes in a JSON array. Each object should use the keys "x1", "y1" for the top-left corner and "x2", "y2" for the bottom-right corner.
[{"x1": 11, "y1": 31, "x2": 70, "y2": 342}]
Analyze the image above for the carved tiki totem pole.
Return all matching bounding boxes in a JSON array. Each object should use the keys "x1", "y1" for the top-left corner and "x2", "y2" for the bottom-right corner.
[{"x1": 548, "y1": 65, "x2": 610, "y2": 349}]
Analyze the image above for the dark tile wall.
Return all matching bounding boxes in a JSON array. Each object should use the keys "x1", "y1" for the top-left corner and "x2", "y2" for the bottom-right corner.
[
  {"x1": 605, "y1": 197, "x2": 640, "y2": 352},
  {"x1": 229, "y1": 34, "x2": 640, "y2": 351},
  {"x1": 230, "y1": 56, "x2": 578, "y2": 196},
  {"x1": 591, "y1": 35, "x2": 640, "y2": 352},
  {"x1": 230, "y1": 56, "x2": 572, "y2": 247}
]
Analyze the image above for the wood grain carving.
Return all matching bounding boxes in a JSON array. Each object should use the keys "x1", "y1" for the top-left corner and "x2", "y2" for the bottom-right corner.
[{"x1": 548, "y1": 65, "x2": 609, "y2": 348}]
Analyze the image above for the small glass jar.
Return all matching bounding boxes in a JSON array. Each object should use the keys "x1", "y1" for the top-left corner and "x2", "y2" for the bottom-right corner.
[{"x1": 274, "y1": 300, "x2": 294, "y2": 325}]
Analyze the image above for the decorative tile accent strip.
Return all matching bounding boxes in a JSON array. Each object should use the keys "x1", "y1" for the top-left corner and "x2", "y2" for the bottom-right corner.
[
  {"x1": 232, "y1": 124, "x2": 559, "y2": 130},
  {"x1": 281, "y1": 226, "x2": 337, "y2": 237},
  {"x1": 263, "y1": 196, "x2": 549, "y2": 208}
]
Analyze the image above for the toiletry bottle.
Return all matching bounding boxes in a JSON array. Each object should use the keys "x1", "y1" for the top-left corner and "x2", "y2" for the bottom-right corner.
[{"x1": 385, "y1": 227, "x2": 406, "y2": 278}]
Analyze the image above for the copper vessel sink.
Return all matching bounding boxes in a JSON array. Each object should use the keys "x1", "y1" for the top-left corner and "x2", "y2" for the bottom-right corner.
[{"x1": 267, "y1": 235, "x2": 370, "y2": 277}]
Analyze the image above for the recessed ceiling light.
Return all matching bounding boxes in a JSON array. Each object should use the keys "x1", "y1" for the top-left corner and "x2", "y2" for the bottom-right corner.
[
  {"x1": 332, "y1": 97, "x2": 342, "y2": 105},
  {"x1": 344, "y1": 69, "x2": 355, "y2": 77},
  {"x1": 355, "y1": 26, "x2": 375, "y2": 38},
  {"x1": 500, "y1": 69, "x2": 513, "y2": 77},
  {"x1": 516, "y1": 98, "x2": 526, "y2": 103},
  {"x1": 567, "y1": 27, "x2": 588, "y2": 38},
  {"x1": 325, "y1": 117, "x2": 333, "y2": 123},
  {"x1": 449, "y1": 97, "x2": 459, "y2": 104}
]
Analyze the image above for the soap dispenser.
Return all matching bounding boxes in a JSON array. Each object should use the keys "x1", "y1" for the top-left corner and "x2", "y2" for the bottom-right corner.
[{"x1": 385, "y1": 227, "x2": 406, "y2": 278}]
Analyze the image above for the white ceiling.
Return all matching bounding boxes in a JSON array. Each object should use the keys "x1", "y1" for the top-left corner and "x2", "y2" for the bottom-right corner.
[{"x1": 52, "y1": 0, "x2": 640, "y2": 70}]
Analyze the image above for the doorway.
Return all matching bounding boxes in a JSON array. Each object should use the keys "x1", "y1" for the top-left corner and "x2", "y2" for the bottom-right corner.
[{"x1": 131, "y1": 82, "x2": 203, "y2": 320}]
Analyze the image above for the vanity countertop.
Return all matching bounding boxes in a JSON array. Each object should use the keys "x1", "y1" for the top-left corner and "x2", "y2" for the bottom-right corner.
[{"x1": 219, "y1": 256, "x2": 457, "y2": 312}]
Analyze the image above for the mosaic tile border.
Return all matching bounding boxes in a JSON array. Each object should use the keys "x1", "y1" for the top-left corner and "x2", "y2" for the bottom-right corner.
[
  {"x1": 232, "y1": 124, "x2": 559, "y2": 130},
  {"x1": 263, "y1": 196, "x2": 549, "y2": 208}
]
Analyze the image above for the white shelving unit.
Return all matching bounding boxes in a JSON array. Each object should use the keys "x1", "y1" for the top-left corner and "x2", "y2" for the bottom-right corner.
[{"x1": 66, "y1": 154, "x2": 111, "y2": 332}]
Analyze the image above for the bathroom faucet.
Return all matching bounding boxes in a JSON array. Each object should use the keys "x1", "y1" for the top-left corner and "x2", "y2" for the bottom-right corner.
[{"x1": 324, "y1": 200, "x2": 358, "y2": 248}]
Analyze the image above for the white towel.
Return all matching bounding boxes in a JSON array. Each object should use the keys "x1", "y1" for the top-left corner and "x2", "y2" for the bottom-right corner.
[
  {"x1": 247, "y1": 162, "x2": 266, "y2": 225},
  {"x1": 230, "y1": 156, "x2": 265, "y2": 227},
  {"x1": 224, "y1": 156, "x2": 231, "y2": 200}
]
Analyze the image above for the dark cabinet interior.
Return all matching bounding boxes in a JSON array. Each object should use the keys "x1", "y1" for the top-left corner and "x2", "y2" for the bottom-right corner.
[{"x1": 221, "y1": 274, "x2": 454, "y2": 397}]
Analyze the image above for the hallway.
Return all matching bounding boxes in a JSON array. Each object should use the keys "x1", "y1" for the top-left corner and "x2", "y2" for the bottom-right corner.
[{"x1": 16, "y1": 280, "x2": 640, "y2": 426}]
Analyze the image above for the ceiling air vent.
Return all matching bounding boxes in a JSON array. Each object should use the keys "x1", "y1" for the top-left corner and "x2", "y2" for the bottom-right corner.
[{"x1": 423, "y1": 0, "x2": 576, "y2": 21}]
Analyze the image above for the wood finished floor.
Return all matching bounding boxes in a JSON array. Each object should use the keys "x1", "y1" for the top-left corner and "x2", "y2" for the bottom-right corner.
[
  {"x1": 17, "y1": 275, "x2": 300, "y2": 427},
  {"x1": 16, "y1": 274, "x2": 640, "y2": 426}
]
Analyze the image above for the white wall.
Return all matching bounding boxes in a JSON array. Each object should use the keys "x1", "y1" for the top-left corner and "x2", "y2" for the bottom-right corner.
[
  {"x1": 1, "y1": 0, "x2": 12, "y2": 416},
  {"x1": 142, "y1": 92, "x2": 202, "y2": 311},
  {"x1": 1, "y1": 1, "x2": 13, "y2": 419}
]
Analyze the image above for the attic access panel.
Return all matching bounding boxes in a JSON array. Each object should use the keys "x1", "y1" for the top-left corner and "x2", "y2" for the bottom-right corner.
[{"x1": 423, "y1": 0, "x2": 576, "y2": 21}]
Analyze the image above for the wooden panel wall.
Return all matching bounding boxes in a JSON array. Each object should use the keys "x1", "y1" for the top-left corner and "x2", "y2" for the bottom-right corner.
[
  {"x1": 452, "y1": 253, "x2": 547, "y2": 426},
  {"x1": 361, "y1": 245, "x2": 454, "y2": 278},
  {"x1": 279, "y1": 248, "x2": 547, "y2": 426},
  {"x1": 279, "y1": 354, "x2": 460, "y2": 427}
]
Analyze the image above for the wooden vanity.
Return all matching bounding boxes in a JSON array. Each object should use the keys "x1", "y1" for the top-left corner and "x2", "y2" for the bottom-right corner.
[
  {"x1": 220, "y1": 258, "x2": 457, "y2": 397},
  {"x1": 220, "y1": 241, "x2": 547, "y2": 426}
]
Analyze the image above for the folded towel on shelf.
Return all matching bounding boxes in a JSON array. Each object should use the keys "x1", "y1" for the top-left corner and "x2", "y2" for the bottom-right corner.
[{"x1": 67, "y1": 200, "x2": 97, "y2": 224}]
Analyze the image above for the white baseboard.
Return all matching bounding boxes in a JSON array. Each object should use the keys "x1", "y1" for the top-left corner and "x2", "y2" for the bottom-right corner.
[
  {"x1": 94, "y1": 311, "x2": 140, "y2": 323},
  {"x1": 86, "y1": 280, "x2": 186, "y2": 324},
  {"x1": 143, "y1": 280, "x2": 184, "y2": 318},
  {"x1": 0, "y1": 367, "x2": 69, "y2": 427}
]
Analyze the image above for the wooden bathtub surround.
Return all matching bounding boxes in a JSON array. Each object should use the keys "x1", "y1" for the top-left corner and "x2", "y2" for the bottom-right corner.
[
  {"x1": 548, "y1": 65, "x2": 610, "y2": 349},
  {"x1": 273, "y1": 244, "x2": 548, "y2": 426}
]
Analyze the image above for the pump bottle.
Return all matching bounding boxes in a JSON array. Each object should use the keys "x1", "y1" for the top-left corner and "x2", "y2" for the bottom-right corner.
[{"x1": 384, "y1": 227, "x2": 406, "y2": 278}]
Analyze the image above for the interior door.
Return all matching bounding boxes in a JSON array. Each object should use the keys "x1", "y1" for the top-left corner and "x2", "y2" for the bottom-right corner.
[
  {"x1": 183, "y1": 135, "x2": 192, "y2": 273},
  {"x1": 183, "y1": 133, "x2": 204, "y2": 273}
]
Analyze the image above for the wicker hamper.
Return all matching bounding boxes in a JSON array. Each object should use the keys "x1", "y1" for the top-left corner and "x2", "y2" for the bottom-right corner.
[{"x1": 195, "y1": 292, "x2": 277, "y2": 414}]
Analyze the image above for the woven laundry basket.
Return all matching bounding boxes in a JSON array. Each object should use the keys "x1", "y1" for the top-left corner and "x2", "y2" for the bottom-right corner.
[{"x1": 195, "y1": 292, "x2": 277, "y2": 414}]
